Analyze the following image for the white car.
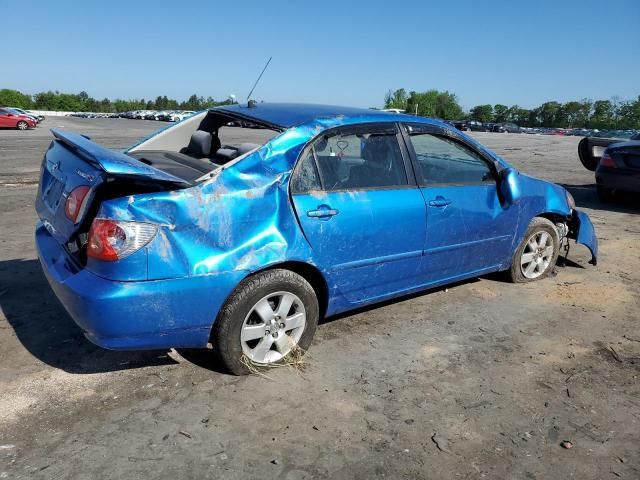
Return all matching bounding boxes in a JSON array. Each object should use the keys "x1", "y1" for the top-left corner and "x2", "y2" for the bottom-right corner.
[
  {"x1": 9, "y1": 107, "x2": 44, "y2": 123},
  {"x1": 168, "y1": 111, "x2": 196, "y2": 122}
]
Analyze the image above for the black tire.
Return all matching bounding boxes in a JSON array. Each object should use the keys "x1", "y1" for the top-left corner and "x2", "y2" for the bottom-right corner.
[
  {"x1": 507, "y1": 217, "x2": 560, "y2": 283},
  {"x1": 211, "y1": 269, "x2": 319, "y2": 375},
  {"x1": 597, "y1": 185, "x2": 615, "y2": 203},
  {"x1": 17, "y1": 121, "x2": 28, "y2": 130}
]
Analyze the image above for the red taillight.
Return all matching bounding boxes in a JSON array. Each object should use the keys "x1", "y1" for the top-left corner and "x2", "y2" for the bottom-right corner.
[
  {"x1": 87, "y1": 219, "x2": 157, "y2": 262},
  {"x1": 65, "y1": 185, "x2": 91, "y2": 222},
  {"x1": 599, "y1": 152, "x2": 616, "y2": 168}
]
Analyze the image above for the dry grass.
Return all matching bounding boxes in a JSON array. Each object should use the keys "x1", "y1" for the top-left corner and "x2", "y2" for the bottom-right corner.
[{"x1": 240, "y1": 338, "x2": 310, "y2": 379}]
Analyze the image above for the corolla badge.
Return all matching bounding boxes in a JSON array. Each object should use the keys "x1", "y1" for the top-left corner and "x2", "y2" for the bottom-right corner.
[{"x1": 75, "y1": 169, "x2": 95, "y2": 183}]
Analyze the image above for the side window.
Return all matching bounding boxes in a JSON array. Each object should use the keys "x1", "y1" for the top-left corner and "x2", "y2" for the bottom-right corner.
[
  {"x1": 291, "y1": 150, "x2": 321, "y2": 193},
  {"x1": 405, "y1": 127, "x2": 493, "y2": 186},
  {"x1": 312, "y1": 127, "x2": 408, "y2": 191}
]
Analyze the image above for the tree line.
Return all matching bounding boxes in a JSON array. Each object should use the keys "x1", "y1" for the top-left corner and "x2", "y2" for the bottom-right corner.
[
  {"x1": 2, "y1": 87, "x2": 639, "y2": 129},
  {"x1": 384, "y1": 88, "x2": 640, "y2": 130},
  {"x1": 0, "y1": 89, "x2": 232, "y2": 113}
]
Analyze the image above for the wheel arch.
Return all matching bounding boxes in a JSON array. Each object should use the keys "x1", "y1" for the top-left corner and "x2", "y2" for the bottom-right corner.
[
  {"x1": 253, "y1": 261, "x2": 329, "y2": 319},
  {"x1": 536, "y1": 211, "x2": 569, "y2": 226}
]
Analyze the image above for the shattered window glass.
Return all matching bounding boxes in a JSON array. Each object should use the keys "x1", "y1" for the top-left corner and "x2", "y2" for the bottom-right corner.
[{"x1": 291, "y1": 150, "x2": 321, "y2": 193}]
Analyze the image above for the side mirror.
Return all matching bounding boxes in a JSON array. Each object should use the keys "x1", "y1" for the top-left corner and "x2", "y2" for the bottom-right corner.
[{"x1": 497, "y1": 167, "x2": 520, "y2": 208}]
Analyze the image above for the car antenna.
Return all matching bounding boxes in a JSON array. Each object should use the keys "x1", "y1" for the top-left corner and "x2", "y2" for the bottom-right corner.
[{"x1": 246, "y1": 56, "x2": 272, "y2": 107}]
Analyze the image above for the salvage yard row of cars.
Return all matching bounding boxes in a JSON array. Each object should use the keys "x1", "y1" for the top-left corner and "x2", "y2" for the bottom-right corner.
[
  {"x1": 34, "y1": 102, "x2": 598, "y2": 375},
  {"x1": 68, "y1": 110, "x2": 196, "y2": 122},
  {"x1": 452, "y1": 119, "x2": 639, "y2": 138}
]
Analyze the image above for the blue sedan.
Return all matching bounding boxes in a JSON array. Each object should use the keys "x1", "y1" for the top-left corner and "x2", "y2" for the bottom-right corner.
[{"x1": 35, "y1": 103, "x2": 598, "y2": 374}]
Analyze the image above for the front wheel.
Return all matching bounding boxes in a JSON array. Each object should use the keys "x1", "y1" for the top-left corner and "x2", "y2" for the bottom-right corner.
[
  {"x1": 211, "y1": 269, "x2": 319, "y2": 375},
  {"x1": 17, "y1": 121, "x2": 28, "y2": 130},
  {"x1": 508, "y1": 217, "x2": 560, "y2": 283}
]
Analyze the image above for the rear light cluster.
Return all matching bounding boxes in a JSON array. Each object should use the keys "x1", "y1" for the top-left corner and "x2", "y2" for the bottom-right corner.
[
  {"x1": 599, "y1": 152, "x2": 616, "y2": 168},
  {"x1": 64, "y1": 185, "x2": 91, "y2": 223},
  {"x1": 87, "y1": 219, "x2": 158, "y2": 261}
]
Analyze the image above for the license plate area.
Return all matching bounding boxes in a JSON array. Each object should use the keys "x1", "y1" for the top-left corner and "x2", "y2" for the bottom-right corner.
[{"x1": 43, "y1": 174, "x2": 65, "y2": 211}]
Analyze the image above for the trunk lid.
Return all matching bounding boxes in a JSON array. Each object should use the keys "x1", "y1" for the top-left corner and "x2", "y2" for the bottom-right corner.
[{"x1": 36, "y1": 129, "x2": 189, "y2": 245}]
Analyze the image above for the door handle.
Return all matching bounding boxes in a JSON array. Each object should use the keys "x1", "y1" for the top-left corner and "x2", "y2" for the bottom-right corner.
[
  {"x1": 428, "y1": 197, "x2": 452, "y2": 207},
  {"x1": 307, "y1": 206, "x2": 339, "y2": 218}
]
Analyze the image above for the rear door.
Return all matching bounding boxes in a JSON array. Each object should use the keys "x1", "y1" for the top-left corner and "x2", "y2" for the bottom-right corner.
[
  {"x1": 401, "y1": 123, "x2": 517, "y2": 282},
  {"x1": 291, "y1": 123, "x2": 427, "y2": 304}
]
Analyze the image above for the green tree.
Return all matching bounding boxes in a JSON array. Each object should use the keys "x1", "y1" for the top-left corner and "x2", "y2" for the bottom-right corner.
[
  {"x1": 435, "y1": 91, "x2": 463, "y2": 119},
  {"x1": 591, "y1": 100, "x2": 614, "y2": 129},
  {"x1": 405, "y1": 89, "x2": 462, "y2": 119},
  {"x1": 616, "y1": 96, "x2": 640, "y2": 129},
  {"x1": 384, "y1": 88, "x2": 408, "y2": 110},
  {"x1": 507, "y1": 105, "x2": 531, "y2": 126},
  {"x1": 493, "y1": 104, "x2": 509, "y2": 123},
  {"x1": 470, "y1": 104, "x2": 493, "y2": 123},
  {"x1": 0, "y1": 89, "x2": 33, "y2": 108},
  {"x1": 538, "y1": 101, "x2": 562, "y2": 127}
]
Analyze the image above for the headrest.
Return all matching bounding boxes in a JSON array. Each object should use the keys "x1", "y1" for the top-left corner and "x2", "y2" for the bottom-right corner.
[
  {"x1": 216, "y1": 148, "x2": 238, "y2": 162},
  {"x1": 187, "y1": 131, "x2": 212, "y2": 157}
]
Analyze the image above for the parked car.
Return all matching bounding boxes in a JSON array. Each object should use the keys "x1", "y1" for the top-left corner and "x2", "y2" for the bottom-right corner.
[
  {"x1": 8, "y1": 107, "x2": 44, "y2": 123},
  {"x1": 35, "y1": 103, "x2": 597, "y2": 374},
  {"x1": 578, "y1": 132, "x2": 640, "y2": 201},
  {"x1": 0, "y1": 107, "x2": 37, "y2": 130},
  {"x1": 470, "y1": 120, "x2": 490, "y2": 132},
  {"x1": 168, "y1": 110, "x2": 196, "y2": 122},
  {"x1": 492, "y1": 122, "x2": 521, "y2": 133}
]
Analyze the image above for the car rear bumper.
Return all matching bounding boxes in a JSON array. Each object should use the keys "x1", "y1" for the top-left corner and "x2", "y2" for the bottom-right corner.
[
  {"x1": 596, "y1": 167, "x2": 640, "y2": 193},
  {"x1": 35, "y1": 223, "x2": 232, "y2": 350}
]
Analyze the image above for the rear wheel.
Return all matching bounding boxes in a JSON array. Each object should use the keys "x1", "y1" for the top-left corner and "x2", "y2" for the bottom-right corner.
[
  {"x1": 508, "y1": 217, "x2": 560, "y2": 283},
  {"x1": 17, "y1": 121, "x2": 28, "y2": 130},
  {"x1": 211, "y1": 269, "x2": 319, "y2": 375}
]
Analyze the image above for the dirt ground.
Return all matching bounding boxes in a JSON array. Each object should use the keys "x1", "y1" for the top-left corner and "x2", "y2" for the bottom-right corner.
[{"x1": 0, "y1": 119, "x2": 638, "y2": 479}]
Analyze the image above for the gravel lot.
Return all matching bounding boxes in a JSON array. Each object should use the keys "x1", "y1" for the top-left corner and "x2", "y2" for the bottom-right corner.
[{"x1": 0, "y1": 118, "x2": 638, "y2": 479}]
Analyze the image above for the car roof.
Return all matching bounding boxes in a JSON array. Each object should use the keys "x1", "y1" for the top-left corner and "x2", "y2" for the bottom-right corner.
[{"x1": 212, "y1": 102, "x2": 425, "y2": 129}]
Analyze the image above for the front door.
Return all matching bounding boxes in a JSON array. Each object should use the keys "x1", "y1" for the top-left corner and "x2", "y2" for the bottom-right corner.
[
  {"x1": 291, "y1": 123, "x2": 427, "y2": 305},
  {"x1": 402, "y1": 123, "x2": 517, "y2": 282}
]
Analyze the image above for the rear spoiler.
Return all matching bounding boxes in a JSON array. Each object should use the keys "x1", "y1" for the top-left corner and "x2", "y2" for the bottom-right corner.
[{"x1": 51, "y1": 128, "x2": 190, "y2": 185}]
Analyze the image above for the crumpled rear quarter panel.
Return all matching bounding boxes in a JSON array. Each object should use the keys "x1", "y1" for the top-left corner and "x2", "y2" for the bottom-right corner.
[{"x1": 96, "y1": 128, "x2": 315, "y2": 284}]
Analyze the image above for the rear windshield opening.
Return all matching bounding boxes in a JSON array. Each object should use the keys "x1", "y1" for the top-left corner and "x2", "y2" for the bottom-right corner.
[{"x1": 127, "y1": 110, "x2": 281, "y2": 184}]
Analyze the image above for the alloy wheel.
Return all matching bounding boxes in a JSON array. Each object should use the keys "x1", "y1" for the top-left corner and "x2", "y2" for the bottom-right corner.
[
  {"x1": 240, "y1": 291, "x2": 306, "y2": 364},
  {"x1": 520, "y1": 231, "x2": 554, "y2": 279}
]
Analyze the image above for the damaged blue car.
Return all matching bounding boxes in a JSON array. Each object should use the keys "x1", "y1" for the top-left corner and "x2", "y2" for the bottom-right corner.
[{"x1": 35, "y1": 103, "x2": 598, "y2": 374}]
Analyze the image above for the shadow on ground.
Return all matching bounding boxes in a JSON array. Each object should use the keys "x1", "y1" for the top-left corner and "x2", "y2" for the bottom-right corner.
[
  {"x1": 0, "y1": 252, "x2": 592, "y2": 376},
  {"x1": 563, "y1": 183, "x2": 640, "y2": 215},
  {"x1": 0, "y1": 258, "x2": 178, "y2": 374}
]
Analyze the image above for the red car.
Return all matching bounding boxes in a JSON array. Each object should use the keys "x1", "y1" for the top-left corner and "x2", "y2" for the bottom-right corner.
[{"x1": 0, "y1": 107, "x2": 37, "y2": 130}]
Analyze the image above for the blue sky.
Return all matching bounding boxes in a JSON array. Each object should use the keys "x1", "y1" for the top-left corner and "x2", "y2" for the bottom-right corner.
[{"x1": 2, "y1": 0, "x2": 638, "y2": 109}]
